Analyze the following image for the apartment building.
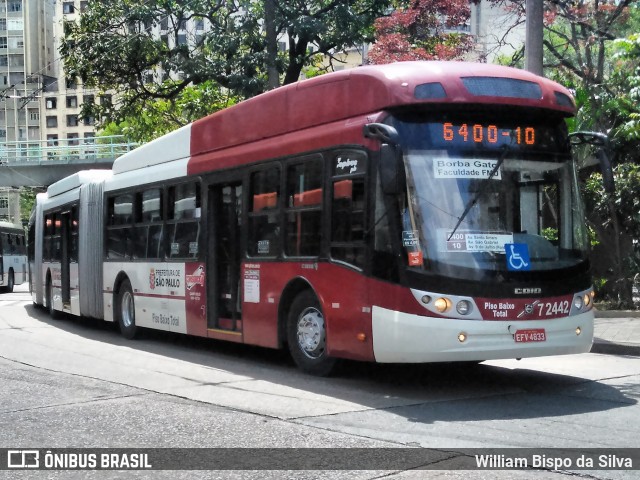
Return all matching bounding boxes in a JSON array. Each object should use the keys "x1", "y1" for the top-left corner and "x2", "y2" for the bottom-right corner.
[
  {"x1": 45, "y1": 0, "x2": 99, "y2": 151},
  {"x1": 0, "y1": 0, "x2": 55, "y2": 223}
]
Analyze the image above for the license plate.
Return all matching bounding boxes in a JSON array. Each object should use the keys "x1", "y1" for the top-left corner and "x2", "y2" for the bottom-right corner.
[{"x1": 514, "y1": 328, "x2": 546, "y2": 343}]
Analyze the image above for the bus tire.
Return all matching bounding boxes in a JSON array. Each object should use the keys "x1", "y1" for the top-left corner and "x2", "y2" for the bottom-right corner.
[
  {"x1": 116, "y1": 279, "x2": 138, "y2": 340},
  {"x1": 287, "y1": 290, "x2": 337, "y2": 376},
  {"x1": 2, "y1": 270, "x2": 13, "y2": 293}
]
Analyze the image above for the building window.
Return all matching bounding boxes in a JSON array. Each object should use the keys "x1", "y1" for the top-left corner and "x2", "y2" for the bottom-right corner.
[
  {"x1": 29, "y1": 111, "x2": 39, "y2": 121},
  {"x1": 66, "y1": 96, "x2": 77, "y2": 108},
  {"x1": 0, "y1": 57, "x2": 6, "y2": 67},
  {"x1": 66, "y1": 77, "x2": 77, "y2": 89},
  {"x1": 8, "y1": 1, "x2": 22, "y2": 13},
  {"x1": 82, "y1": 94, "x2": 94, "y2": 105},
  {"x1": 46, "y1": 97, "x2": 57, "y2": 109},
  {"x1": 83, "y1": 115, "x2": 95, "y2": 126},
  {"x1": 0, "y1": 19, "x2": 6, "y2": 31},
  {"x1": 67, "y1": 133, "x2": 79, "y2": 146},
  {"x1": 47, "y1": 134, "x2": 58, "y2": 146},
  {"x1": 80, "y1": 2, "x2": 88, "y2": 12},
  {"x1": 46, "y1": 116, "x2": 58, "y2": 128},
  {"x1": 63, "y1": 2, "x2": 75, "y2": 14},
  {"x1": 0, "y1": 37, "x2": 7, "y2": 49},
  {"x1": 0, "y1": 129, "x2": 6, "y2": 138},
  {"x1": 67, "y1": 115, "x2": 78, "y2": 127}
]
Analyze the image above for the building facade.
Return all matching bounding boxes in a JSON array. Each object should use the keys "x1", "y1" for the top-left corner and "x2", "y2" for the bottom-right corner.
[
  {"x1": 0, "y1": 0, "x2": 55, "y2": 223},
  {"x1": 45, "y1": 0, "x2": 98, "y2": 151}
]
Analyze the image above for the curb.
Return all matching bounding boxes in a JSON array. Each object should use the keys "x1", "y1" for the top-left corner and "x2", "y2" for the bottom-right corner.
[
  {"x1": 591, "y1": 340, "x2": 640, "y2": 357},
  {"x1": 594, "y1": 310, "x2": 640, "y2": 318}
]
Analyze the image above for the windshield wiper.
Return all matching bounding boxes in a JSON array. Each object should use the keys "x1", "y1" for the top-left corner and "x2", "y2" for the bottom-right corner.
[{"x1": 447, "y1": 145, "x2": 511, "y2": 241}]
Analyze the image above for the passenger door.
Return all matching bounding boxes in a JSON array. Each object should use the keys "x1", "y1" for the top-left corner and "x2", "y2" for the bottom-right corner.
[{"x1": 208, "y1": 182, "x2": 243, "y2": 332}]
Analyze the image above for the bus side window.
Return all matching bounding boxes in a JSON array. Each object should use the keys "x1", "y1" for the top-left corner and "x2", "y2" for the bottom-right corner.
[
  {"x1": 132, "y1": 188, "x2": 163, "y2": 260},
  {"x1": 167, "y1": 182, "x2": 201, "y2": 259},
  {"x1": 248, "y1": 167, "x2": 280, "y2": 257},
  {"x1": 70, "y1": 207, "x2": 79, "y2": 262},
  {"x1": 285, "y1": 158, "x2": 323, "y2": 257},
  {"x1": 331, "y1": 178, "x2": 366, "y2": 268},
  {"x1": 107, "y1": 194, "x2": 134, "y2": 260}
]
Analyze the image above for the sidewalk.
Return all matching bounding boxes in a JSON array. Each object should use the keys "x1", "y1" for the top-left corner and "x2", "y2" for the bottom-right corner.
[{"x1": 592, "y1": 309, "x2": 640, "y2": 356}]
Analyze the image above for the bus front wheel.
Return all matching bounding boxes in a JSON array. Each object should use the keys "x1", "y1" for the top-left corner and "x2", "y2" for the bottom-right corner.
[
  {"x1": 116, "y1": 279, "x2": 138, "y2": 340},
  {"x1": 287, "y1": 291, "x2": 337, "y2": 376}
]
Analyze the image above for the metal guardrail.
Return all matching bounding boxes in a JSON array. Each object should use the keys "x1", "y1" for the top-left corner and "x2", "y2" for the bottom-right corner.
[{"x1": 0, "y1": 135, "x2": 139, "y2": 165}]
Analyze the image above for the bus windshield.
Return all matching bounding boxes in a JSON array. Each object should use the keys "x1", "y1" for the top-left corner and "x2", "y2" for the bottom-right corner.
[{"x1": 390, "y1": 112, "x2": 589, "y2": 279}]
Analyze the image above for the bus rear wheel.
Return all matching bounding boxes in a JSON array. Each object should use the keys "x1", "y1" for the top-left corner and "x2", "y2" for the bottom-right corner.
[
  {"x1": 287, "y1": 291, "x2": 337, "y2": 376},
  {"x1": 116, "y1": 279, "x2": 138, "y2": 340}
]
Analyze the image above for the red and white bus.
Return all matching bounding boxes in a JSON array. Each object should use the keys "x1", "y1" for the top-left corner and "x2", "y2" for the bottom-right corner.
[{"x1": 30, "y1": 61, "x2": 603, "y2": 374}]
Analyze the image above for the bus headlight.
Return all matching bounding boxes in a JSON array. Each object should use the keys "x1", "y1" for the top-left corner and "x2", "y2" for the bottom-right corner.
[
  {"x1": 583, "y1": 294, "x2": 591, "y2": 308},
  {"x1": 434, "y1": 297, "x2": 451, "y2": 313},
  {"x1": 573, "y1": 296, "x2": 584, "y2": 310},
  {"x1": 456, "y1": 300, "x2": 472, "y2": 315}
]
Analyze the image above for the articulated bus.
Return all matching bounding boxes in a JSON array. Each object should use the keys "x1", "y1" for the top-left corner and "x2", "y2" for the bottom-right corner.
[
  {"x1": 30, "y1": 62, "x2": 604, "y2": 374},
  {"x1": 1, "y1": 221, "x2": 27, "y2": 293}
]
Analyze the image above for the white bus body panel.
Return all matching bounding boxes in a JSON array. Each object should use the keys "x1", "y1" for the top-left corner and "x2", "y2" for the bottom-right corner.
[
  {"x1": 105, "y1": 158, "x2": 189, "y2": 192},
  {"x1": 41, "y1": 262, "x2": 80, "y2": 314},
  {"x1": 2, "y1": 254, "x2": 27, "y2": 285},
  {"x1": 371, "y1": 306, "x2": 594, "y2": 363},
  {"x1": 47, "y1": 170, "x2": 112, "y2": 197},
  {"x1": 103, "y1": 262, "x2": 188, "y2": 334},
  {"x1": 112, "y1": 124, "x2": 191, "y2": 175}
]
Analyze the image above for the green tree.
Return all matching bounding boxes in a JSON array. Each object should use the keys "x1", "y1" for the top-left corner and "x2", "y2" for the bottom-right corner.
[
  {"x1": 101, "y1": 81, "x2": 239, "y2": 143},
  {"x1": 61, "y1": 0, "x2": 390, "y2": 129},
  {"x1": 489, "y1": 1, "x2": 639, "y2": 306}
]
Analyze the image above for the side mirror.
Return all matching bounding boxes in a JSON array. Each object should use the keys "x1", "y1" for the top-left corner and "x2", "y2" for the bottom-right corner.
[
  {"x1": 363, "y1": 123, "x2": 403, "y2": 195},
  {"x1": 569, "y1": 131, "x2": 615, "y2": 194}
]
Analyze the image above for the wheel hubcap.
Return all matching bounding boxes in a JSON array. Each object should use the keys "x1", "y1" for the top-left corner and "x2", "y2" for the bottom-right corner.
[
  {"x1": 121, "y1": 291, "x2": 134, "y2": 328},
  {"x1": 296, "y1": 307, "x2": 326, "y2": 359}
]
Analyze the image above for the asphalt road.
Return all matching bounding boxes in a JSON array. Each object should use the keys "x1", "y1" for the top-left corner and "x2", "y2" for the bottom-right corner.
[{"x1": 1, "y1": 285, "x2": 639, "y2": 479}]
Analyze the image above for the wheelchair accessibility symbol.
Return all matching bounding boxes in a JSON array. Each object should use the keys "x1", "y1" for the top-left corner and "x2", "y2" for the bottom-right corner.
[{"x1": 505, "y1": 243, "x2": 531, "y2": 271}]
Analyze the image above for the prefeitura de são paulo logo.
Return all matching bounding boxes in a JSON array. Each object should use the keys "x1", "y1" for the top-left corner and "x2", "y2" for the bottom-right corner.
[{"x1": 149, "y1": 268, "x2": 156, "y2": 290}]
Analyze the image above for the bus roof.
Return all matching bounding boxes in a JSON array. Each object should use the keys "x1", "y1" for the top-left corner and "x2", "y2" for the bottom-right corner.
[
  {"x1": 110, "y1": 62, "x2": 576, "y2": 177},
  {"x1": 47, "y1": 169, "x2": 112, "y2": 198},
  {"x1": 190, "y1": 61, "x2": 576, "y2": 158},
  {"x1": 0, "y1": 221, "x2": 23, "y2": 231}
]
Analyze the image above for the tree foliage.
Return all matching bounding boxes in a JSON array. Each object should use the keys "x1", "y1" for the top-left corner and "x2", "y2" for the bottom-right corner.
[
  {"x1": 61, "y1": 0, "x2": 390, "y2": 131},
  {"x1": 368, "y1": 0, "x2": 474, "y2": 63},
  {"x1": 534, "y1": 1, "x2": 640, "y2": 307}
]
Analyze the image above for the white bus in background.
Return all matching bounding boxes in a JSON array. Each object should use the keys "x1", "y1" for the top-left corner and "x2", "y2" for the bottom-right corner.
[{"x1": 0, "y1": 221, "x2": 27, "y2": 293}]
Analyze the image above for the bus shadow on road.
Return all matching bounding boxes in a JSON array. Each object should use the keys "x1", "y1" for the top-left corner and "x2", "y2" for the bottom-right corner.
[{"x1": 25, "y1": 303, "x2": 638, "y2": 426}]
